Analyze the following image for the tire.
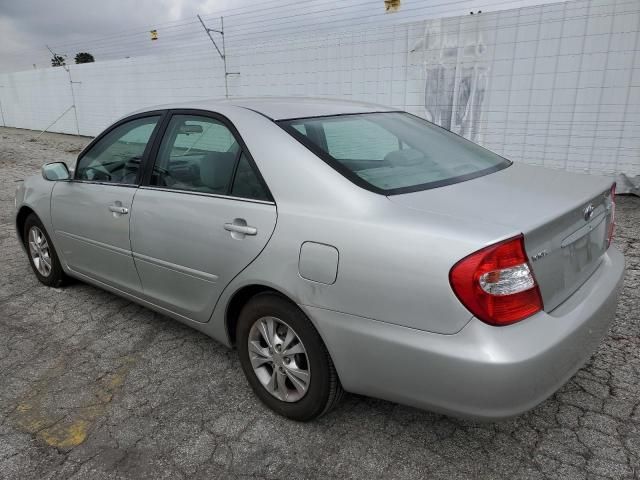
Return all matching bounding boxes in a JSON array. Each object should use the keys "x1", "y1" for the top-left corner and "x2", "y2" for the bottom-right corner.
[
  {"x1": 23, "y1": 213, "x2": 68, "y2": 288},
  {"x1": 237, "y1": 292, "x2": 343, "y2": 421}
]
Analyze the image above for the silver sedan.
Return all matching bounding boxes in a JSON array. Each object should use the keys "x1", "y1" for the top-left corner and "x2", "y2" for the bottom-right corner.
[{"x1": 15, "y1": 98, "x2": 625, "y2": 421}]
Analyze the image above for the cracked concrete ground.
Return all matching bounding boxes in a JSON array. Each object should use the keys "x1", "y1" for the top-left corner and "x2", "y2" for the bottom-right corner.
[{"x1": 0, "y1": 125, "x2": 639, "y2": 480}]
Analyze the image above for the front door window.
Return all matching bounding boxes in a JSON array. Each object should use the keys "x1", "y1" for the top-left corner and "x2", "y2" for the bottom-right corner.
[{"x1": 75, "y1": 116, "x2": 160, "y2": 184}]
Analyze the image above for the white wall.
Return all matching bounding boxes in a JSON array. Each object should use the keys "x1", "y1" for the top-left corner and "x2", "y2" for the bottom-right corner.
[{"x1": 1, "y1": 0, "x2": 638, "y2": 182}]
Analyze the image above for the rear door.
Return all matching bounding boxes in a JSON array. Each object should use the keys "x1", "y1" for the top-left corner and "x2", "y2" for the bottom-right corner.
[
  {"x1": 130, "y1": 110, "x2": 277, "y2": 322},
  {"x1": 51, "y1": 113, "x2": 163, "y2": 292}
]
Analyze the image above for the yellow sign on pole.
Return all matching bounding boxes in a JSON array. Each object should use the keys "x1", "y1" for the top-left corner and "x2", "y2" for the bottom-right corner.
[
  {"x1": 150, "y1": 30, "x2": 158, "y2": 41},
  {"x1": 384, "y1": 0, "x2": 400, "y2": 12}
]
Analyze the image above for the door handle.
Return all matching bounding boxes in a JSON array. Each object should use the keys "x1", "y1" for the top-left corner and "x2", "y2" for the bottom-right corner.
[
  {"x1": 108, "y1": 205, "x2": 129, "y2": 215},
  {"x1": 224, "y1": 223, "x2": 257, "y2": 236}
]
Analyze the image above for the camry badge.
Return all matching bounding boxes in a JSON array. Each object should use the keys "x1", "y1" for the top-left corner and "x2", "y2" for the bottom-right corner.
[{"x1": 583, "y1": 204, "x2": 595, "y2": 221}]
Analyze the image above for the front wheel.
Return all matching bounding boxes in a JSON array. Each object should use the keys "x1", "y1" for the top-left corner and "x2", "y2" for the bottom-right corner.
[
  {"x1": 23, "y1": 213, "x2": 68, "y2": 288},
  {"x1": 237, "y1": 293, "x2": 343, "y2": 421}
]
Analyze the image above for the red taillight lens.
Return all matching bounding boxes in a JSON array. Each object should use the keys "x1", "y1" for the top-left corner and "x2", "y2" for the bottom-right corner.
[
  {"x1": 449, "y1": 235, "x2": 543, "y2": 326},
  {"x1": 607, "y1": 183, "x2": 616, "y2": 248}
]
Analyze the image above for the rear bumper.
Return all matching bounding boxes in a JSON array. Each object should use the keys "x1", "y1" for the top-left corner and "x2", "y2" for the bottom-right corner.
[{"x1": 303, "y1": 247, "x2": 625, "y2": 420}]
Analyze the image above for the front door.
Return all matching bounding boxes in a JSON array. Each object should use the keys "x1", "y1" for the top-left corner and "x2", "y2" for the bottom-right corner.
[
  {"x1": 51, "y1": 114, "x2": 163, "y2": 292},
  {"x1": 130, "y1": 112, "x2": 277, "y2": 322}
]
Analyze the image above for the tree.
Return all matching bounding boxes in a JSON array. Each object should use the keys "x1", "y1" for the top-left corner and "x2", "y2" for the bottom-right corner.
[
  {"x1": 51, "y1": 54, "x2": 66, "y2": 67},
  {"x1": 75, "y1": 52, "x2": 95, "y2": 64}
]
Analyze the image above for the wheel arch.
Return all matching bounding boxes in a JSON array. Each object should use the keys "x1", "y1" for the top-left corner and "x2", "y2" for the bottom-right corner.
[
  {"x1": 225, "y1": 284, "x2": 286, "y2": 346},
  {"x1": 16, "y1": 205, "x2": 36, "y2": 245}
]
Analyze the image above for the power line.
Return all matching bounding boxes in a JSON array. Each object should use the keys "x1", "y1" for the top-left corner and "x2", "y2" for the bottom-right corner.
[
  {"x1": 28, "y1": 4, "x2": 637, "y2": 69},
  {"x1": 2, "y1": 0, "x2": 633, "y2": 71},
  {"x1": 63, "y1": 2, "x2": 640, "y2": 62},
  {"x1": 223, "y1": 1, "x2": 639, "y2": 44},
  {"x1": 0, "y1": 0, "x2": 594, "y2": 63}
]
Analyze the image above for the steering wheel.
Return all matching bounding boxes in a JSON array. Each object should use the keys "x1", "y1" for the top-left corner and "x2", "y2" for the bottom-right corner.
[{"x1": 84, "y1": 167, "x2": 111, "y2": 182}]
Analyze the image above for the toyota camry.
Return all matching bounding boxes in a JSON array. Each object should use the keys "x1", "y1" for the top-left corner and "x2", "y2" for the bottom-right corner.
[{"x1": 15, "y1": 98, "x2": 624, "y2": 421}]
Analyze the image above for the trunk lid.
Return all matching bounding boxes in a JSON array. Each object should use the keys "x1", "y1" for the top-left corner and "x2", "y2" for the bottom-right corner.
[{"x1": 389, "y1": 163, "x2": 615, "y2": 312}]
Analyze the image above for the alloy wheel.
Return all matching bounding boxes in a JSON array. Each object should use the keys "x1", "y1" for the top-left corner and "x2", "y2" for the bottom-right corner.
[
  {"x1": 248, "y1": 316, "x2": 311, "y2": 402},
  {"x1": 28, "y1": 226, "x2": 52, "y2": 277}
]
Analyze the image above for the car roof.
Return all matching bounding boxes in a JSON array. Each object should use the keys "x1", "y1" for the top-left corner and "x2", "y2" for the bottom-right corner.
[{"x1": 135, "y1": 97, "x2": 398, "y2": 121}]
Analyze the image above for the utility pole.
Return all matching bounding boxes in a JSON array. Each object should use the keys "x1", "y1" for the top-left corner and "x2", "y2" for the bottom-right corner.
[
  {"x1": 197, "y1": 15, "x2": 239, "y2": 98},
  {"x1": 0, "y1": 86, "x2": 6, "y2": 127},
  {"x1": 46, "y1": 45, "x2": 81, "y2": 135}
]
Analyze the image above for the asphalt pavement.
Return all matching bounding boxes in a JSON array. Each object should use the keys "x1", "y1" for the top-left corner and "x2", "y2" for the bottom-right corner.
[{"x1": 0, "y1": 126, "x2": 639, "y2": 480}]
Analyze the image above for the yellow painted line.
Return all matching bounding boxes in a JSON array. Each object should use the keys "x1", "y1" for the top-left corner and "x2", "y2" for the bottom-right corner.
[
  {"x1": 10, "y1": 354, "x2": 139, "y2": 450},
  {"x1": 40, "y1": 420, "x2": 89, "y2": 450}
]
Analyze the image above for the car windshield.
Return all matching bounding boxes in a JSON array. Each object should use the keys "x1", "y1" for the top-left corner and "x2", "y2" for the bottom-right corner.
[{"x1": 278, "y1": 112, "x2": 510, "y2": 195}]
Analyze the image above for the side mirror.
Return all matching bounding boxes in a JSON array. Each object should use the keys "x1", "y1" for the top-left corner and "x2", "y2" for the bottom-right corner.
[{"x1": 41, "y1": 162, "x2": 71, "y2": 181}]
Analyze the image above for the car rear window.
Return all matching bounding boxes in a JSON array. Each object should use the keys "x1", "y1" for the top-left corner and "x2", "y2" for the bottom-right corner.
[{"x1": 278, "y1": 112, "x2": 510, "y2": 195}]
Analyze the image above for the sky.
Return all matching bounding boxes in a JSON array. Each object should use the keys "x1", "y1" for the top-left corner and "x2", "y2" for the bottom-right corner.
[{"x1": 0, "y1": 0, "x2": 562, "y2": 73}]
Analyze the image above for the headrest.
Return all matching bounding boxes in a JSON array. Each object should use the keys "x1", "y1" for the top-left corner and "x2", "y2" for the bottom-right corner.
[
  {"x1": 384, "y1": 148, "x2": 426, "y2": 167},
  {"x1": 200, "y1": 151, "x2": 237, "y2": 190}
]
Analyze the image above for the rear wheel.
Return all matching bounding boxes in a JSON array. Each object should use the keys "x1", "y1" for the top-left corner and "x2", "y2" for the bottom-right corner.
[
  {"x1": 237, "y1": 293, "x2": 343, "y2": 421},
  {"x1": 23, "y1": 214, "x2": 68, "y2": 287}
]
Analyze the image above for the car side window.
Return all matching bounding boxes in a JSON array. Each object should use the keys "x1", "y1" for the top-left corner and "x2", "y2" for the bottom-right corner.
[
  {"x1": 151, "y1": 115, "x2": 240, "y2": 195},
  {"x1": 231, "y1": 152, "x2": 270, "y2": 201},
  {"x1": 76, "y1": 116, "x2": 160, "y2": 184}
]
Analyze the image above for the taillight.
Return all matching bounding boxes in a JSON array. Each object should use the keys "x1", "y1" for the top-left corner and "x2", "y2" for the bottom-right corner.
[
  {"x1": 607, "y1": 183, "x2": 616, "y2": 248},
  {"x1": 449, "y1": 235, "x2": 543, "y2": 326}
]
